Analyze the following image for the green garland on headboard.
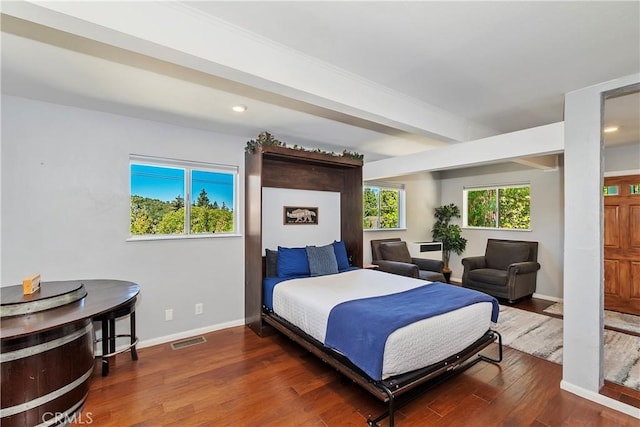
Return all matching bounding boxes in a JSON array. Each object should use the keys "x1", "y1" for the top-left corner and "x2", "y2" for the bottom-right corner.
[{"x1": 244, "y1": 131, "x2": 364, "y2": 160}]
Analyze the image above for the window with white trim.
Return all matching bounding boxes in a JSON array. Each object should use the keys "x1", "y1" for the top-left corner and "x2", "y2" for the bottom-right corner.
[
  {"x1": 363, "y1": 183, "x2": 405, "y2": 230},
  {"x1": 130, "y1": 155, "x2": 238, "y2": 237},
  {"x1": 463, "y1": 184, "x2": 531, "y2": 230}
]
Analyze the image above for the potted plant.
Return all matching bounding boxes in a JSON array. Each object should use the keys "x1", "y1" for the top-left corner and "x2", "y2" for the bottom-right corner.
[{"x1": 431, "y1": 203, "x2": 467, "y2": 282}]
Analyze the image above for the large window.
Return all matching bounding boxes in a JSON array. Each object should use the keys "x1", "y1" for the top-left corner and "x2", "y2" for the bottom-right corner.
[
  {"x1": 363, "y1": 183, "x2": 405, "y2": 230},
  {"x1": 130, "y1": 155, "x2": 238, "y2": 237},
  {"x1": 464, "y1": 184, "x2": 530, "y2": 230}
]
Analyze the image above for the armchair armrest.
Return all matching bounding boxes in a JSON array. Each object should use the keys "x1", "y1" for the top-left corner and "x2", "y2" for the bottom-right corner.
[
  {"x1": 411, "y1": 258, "x2": 444, "y2": 273},
  {"x1": 507, "y1": 261, "x2": 541, "y2": 275},
  {"x1": 461, "y1": 256, "x2": 486, "y2": 271},
  {"x1": 373, "y1": 260, "x2": 419, "y2": 278}
]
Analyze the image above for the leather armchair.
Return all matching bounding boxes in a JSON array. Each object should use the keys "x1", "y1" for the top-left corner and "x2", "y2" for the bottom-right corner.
[
  {"x1": 461, "y1": 239, "x2": 540, "y2": 303},
  {"x1": 370, "y1": 238, "x2": 445, "y2": 282}
]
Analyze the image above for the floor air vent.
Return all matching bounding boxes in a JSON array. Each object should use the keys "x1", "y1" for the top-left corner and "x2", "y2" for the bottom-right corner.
[{"x1": 170, "y1": 336, "x2": 206, "y2": 350}]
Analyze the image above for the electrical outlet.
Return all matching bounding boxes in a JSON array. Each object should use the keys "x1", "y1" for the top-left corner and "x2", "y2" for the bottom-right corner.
[
  {"x1": 165, "y1": 308, "x2": 173, "y2": 321},
  {"x1": 195, "y1": 303, "x2": 203, "y2": 315}
]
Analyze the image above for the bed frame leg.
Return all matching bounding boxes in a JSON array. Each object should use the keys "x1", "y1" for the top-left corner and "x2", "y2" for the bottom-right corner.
[
  {"x1": 367, "y1": 384, "x2": 395, "y2": 427},
  {"x1": 367, "y1": 331, "x2": 502, "y2": 426},
  {"x1": 479, "y1": 331, "x2": 503, "y2": 363}
]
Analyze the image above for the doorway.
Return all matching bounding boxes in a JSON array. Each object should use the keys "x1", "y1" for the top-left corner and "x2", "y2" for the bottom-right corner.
[
  {"x1": 603, "y1": 87, "x2": 640, "y2": 316},
  {"x1": 600, "y1": 85, "x2": 640, "y2": 405},
  {"x1": 604, "y1": 174, "x2": 640, "y2": 315}
]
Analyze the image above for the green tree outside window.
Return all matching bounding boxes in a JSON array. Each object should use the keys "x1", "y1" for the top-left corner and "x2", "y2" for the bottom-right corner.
[
  {"x1": 130, "y1": 160, "x2": 236, "y2": 236},
  {"x1": 465, "y1": 185, "x2": 530, "y2": 230},
  {"x1": 363, "y1": 185, "x2": 403, "y2": 230}
]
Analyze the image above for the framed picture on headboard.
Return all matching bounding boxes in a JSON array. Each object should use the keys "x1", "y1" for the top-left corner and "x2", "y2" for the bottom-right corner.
[{"x1": 283, "y1": 206, "x2": 319, "y2": 225}]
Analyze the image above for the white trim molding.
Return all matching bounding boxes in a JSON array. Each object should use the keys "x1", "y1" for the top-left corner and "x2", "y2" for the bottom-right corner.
[
  {"x1": 560, "y1": 380, "x2": 640, "y2": 419},
  {"x1": 138, "y1": 319, "x2": 245, "y2": 349}
]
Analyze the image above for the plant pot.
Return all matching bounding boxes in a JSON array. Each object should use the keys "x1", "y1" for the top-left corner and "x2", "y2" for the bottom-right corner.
[{"x1": 443, "y1": 270, "x2": 452, "y2": 283}]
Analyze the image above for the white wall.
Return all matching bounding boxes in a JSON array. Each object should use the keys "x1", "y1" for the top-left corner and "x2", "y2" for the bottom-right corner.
[
  {"x1": 363, "y1": 171, "x2": 440, "y2": 264},
  {"x1": 605, "y1": 143, "x2": 640, "y2": 173},
  {"x1": 262, "y1": 188, "x2": 340, "y2": 251},
  {"x1": 1, "y1": 95, "x2": 245, "y2": 343},
  {"x1": 439, "y1": 162, "x2": 564, "y2": 299}
]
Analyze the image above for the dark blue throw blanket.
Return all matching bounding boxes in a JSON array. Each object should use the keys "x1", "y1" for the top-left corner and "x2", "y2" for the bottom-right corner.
[{"x1": 324, "y1": 282, "x2": 499, "y2": 381}]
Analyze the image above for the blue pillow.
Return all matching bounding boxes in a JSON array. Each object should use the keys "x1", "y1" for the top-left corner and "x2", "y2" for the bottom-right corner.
[
  {"x1": 332, "y1": 240, "x2": 350, "y2": 271},
  {"x1": 277, "y1": 246, "x2": 310, "y2": 278},
  {"x1": 306, "y1": 245, "x2": 339, "y2": 276}
]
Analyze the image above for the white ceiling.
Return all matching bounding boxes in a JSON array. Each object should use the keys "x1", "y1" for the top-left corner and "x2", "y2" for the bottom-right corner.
[{"x1": 1, "y1": 1, "x2": 639, "y2": 162}]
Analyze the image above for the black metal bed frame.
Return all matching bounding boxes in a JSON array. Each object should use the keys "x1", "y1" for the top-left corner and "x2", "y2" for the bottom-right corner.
[{"x1": 262, "y1": 311, "x2": 503, "y2": 427}]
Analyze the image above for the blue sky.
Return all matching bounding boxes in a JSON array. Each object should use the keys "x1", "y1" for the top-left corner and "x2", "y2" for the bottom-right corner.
[
  {"x1": 192, "y1": 170, "x2": 234, "y2": 208},
  {"x1": 130, "y1": 164, "x2": 234, "y2": 207}
]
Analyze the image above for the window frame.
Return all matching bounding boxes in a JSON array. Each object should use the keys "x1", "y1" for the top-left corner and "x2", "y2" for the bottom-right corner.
[
  {"x1": 363, "y1": 182, "x2": 406, "y2": 231},
  {"x1": 463, "y1": 183, "x2": 531, "y2": 231},
  {"x1": 128, "y1": 154, "x2": 240, "y2": 241}
]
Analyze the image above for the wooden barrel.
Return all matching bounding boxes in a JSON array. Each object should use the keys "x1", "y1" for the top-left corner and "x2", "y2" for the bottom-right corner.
[
  {"x1": 1, "y1": 283, "x2": 94, "y2": 427},
  {"x1": 1, "y1": 319, "x2": 94, "y2": 426}
]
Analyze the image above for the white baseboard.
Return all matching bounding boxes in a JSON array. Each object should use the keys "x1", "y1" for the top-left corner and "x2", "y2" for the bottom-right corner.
[
  {"x1": 137, "y1": 318, "x2": 245, "y2": 349},
  {"x1": 560, "y1": 380, "x2": 640, "y2": 419},
  {"x1": 532, "y1": 293, "x2": 563, "y2": 303}
]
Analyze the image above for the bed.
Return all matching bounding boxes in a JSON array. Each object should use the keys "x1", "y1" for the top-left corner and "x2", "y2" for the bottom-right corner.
[
  {"x1": 245, "y1": 146, "x2": 500, "y2": 426},
  {"x1": 261, "y1": 246, "x2": 502, "y2": 426}
]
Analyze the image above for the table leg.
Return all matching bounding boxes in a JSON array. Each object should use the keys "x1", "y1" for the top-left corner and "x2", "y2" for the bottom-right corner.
[
  {"x1": 130, "y1": 311, "x2": 138, "y2": 361},
  {"x1": 101, "y1": 318, "x2": 109, "y2": 376},
  {"x1": 108, "y1": 318, "x2": 116, "y2": 354}
]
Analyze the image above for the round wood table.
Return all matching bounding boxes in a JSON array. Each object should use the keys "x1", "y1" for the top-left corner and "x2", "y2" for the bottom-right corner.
[{"x1": 1, "y1": 279, "x2": 140, "y2": 427}]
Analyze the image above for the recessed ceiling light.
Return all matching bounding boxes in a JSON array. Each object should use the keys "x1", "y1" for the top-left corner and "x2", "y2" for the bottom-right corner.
[
  {"x1": 603, "y1": 126, "x2": 619, "y2": 133},
  {"x1": 232, "y1": 105, "x2": 247, "y2": 113}
]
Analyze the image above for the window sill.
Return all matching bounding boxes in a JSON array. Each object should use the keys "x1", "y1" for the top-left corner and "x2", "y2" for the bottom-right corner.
[
  {"x1": 364, "y1": 228, "x2": 408, "y2": 232},
  {"x1": 127, "y1": 233, "x2": 242, "y2": 242},
  {"x1": 462, "y1": 227, "x2": 531, "y2": 232}
]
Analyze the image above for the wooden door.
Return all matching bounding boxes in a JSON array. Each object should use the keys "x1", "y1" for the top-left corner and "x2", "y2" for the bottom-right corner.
[{"x1": 604, "y1": 175, "x2": 640, "y2": 315}]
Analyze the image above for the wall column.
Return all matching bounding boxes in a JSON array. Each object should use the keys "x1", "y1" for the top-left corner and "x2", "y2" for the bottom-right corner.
[{"x1": 562, "y1": 74, "x2": 639, "y2": 416}]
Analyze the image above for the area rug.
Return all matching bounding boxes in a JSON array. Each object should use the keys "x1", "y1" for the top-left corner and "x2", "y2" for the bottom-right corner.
[
  {"x1": 493, "y1": 305, "x2": 640, "y2": 390},
  {"x1": 543, "y1": 302, "x2": 640, "y2": 335}
]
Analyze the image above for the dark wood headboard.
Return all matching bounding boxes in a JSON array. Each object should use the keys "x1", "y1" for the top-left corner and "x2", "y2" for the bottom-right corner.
[{"x1": 245, "y1": 145, "x2": 363, "y2": 336}]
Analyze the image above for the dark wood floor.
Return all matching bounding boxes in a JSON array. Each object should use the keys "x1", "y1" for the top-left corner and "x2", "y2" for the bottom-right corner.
[{"x1": 76, "y1": 300, "x2": 639, "y2": 426}]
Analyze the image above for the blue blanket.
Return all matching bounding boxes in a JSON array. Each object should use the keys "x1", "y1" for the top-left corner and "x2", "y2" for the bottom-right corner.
[{"x1": 324, "y1": 282, "x2": 499, "y2": 380}]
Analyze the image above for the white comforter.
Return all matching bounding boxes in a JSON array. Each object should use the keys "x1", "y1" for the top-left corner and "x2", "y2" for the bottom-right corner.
[{"x1": 272, "y1": 269, "x2": 493, "y2": 379}]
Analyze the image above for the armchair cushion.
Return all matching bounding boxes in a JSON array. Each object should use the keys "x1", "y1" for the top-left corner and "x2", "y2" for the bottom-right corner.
[
  {"x1": 379, "y1": 241, "x2": 412, "y2": 264},
  {"x1": 375, "y1": 260, "x2": 419, "y2": 278},
  {"x1": 419, "y1": 270, "x2": 447, "y2": 282},
  {"x1": 485, "y1": 241, "x2": 530, "y2": 270},
  {"x1": 412, "y1": 258, "x2": 444, "y2": 273},
  {"x1": 468, "y1": 269, "x2": 508, "y2": 286}
]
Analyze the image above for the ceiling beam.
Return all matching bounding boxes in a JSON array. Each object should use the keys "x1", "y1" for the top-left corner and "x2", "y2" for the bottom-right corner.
[
  {"x1": 364, "y1": 122, "x2": 565, "y2": 180},
  {"x1": 513, "y1": 154, "x2": 559, "y2": 170},
  {"x1": 2, "y1": 1, "x2": 497, "y2": 144}
]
